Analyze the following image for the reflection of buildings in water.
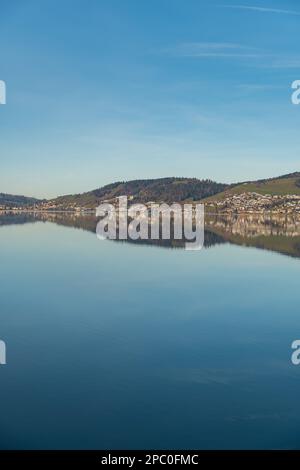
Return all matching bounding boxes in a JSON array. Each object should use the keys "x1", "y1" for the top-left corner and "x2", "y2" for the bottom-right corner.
[
  {"x1": 206, "y1": 214, "x2": 300, "y2": 238},
  {"x1": 2, "y1": 211, "x2": 300, "y2": 240},
  {"x1": 2, "y1": 210, "x2": 300, "y2": 258}
]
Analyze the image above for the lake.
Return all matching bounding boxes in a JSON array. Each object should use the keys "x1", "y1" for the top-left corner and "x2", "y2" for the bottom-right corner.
[{"x1": 0, "y1": 212, "x2": 300, "y2": 449}]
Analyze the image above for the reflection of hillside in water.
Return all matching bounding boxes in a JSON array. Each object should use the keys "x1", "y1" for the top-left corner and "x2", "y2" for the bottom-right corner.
[
  {"x1": 1, "y1": 211, "x2": 300, "y2": 258},
  {"x1": 0, "y1": 211, "x2": 223, "y2": 250},
  {"x1": 206, "y1": 213, "x2": 300, "y2": 259},
  {"x1": 206, "y1": 213, "x2": 300, "y2": 238}
]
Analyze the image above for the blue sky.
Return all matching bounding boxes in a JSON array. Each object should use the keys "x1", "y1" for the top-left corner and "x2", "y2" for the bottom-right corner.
[{"x1": 0, "y1": 0, "x2": 300, "y2": 198}]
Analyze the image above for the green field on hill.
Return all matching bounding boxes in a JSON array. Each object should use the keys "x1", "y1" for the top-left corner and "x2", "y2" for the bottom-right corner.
[{"x1": 202, "y1": 175, "x2": 300, "y2": 202}]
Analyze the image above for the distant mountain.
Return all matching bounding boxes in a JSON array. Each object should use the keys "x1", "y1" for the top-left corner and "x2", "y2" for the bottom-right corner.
[
  {"x1": 45, "y1": 177, "x2": 229, "y2": 209},
  {"x1": 0, "y1": 193, "x2": 43, "y2": 208}
]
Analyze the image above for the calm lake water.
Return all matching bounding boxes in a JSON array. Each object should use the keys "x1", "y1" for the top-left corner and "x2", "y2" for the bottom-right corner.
[{"x1": 1, "y1": 212, "x2": 300, "y2": 449}]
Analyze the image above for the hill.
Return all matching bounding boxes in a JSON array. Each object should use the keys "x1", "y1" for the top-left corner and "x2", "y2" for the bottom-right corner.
[
  {"x1": 46, "y1": 178, "x2": 229, "y2": 209},
  {"x1": 202, "y1": 172, "x2": 300, "y2": 203},
  {"x1": 0, "y1": 193, "x2": 43, "y2": 208},
  {"x1": 2, "y1": 172, "x2": 300, "y2": 211}
]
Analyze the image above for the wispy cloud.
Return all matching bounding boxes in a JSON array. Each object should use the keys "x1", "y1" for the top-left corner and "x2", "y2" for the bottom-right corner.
[
  {"x1": 223, "y1": 5, "x2": 300, "y2": 16},
  {"x1": 164, "y1": 42, "x2": 263, "y2": 59},
  {"x1": 262, "y1": 58, "x2": 300, "y2": 68},
  {"x1": 163, "y1": 42, "x2": 300, "y2": 69},
  {"x1": 237, "y1": 84, "x2": 283, "y2": 91}
]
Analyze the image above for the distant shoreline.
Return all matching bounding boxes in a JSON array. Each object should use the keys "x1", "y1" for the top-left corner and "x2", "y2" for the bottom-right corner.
[{"x1": 1, "y1": 208, "x2": 300, "y2": 216}]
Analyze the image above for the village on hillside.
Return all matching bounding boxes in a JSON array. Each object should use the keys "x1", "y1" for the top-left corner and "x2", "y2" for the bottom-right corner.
[
  {"x1": 1, "y1": 192, "x2": 300, "y2": 214},
  {"x1": 205, "y1": 192, "x2": 300, "y2": 214}
]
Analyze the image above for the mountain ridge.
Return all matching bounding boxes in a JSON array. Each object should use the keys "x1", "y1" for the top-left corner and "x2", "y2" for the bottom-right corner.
[
  {"x1": 1, "y1": 172, "x2": 300, "y2": 210},
  {"x1": 47, "y1": 177, "x2": 229, "y2": 208}
]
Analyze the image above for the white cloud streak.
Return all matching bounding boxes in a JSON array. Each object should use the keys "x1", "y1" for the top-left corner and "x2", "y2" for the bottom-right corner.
[
  {"x1": 164, "y1": 42, "x2": 300, "y2": 68},
  {"x1": 223, "y1": 5, "x2": 300, "y2": 16},
  {"x1": 165, "y1": 42, "x2": 263, "y2": 59}
]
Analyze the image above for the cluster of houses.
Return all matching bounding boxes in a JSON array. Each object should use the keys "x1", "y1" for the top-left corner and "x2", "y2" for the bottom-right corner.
[
  {"x1": 18, "y1": 196, "x2": 173, "y2": 213},
  {"x1": 0, "y1": 204, "x2": 28, "y2": 211},
  {"x1": 205, "y1": 192, "x2": 300, "y2": 214}
]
